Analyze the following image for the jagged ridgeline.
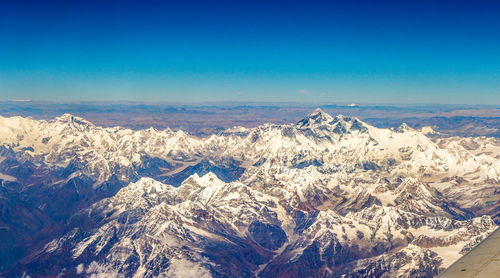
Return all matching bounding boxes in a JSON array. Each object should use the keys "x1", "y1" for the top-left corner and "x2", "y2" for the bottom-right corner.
[{"x1": 0, "y1": 109, "x2": 499, "y2": 277}]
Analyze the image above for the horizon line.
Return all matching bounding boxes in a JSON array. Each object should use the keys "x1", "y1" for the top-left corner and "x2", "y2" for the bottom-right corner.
[{"x1": 1, "y1": 100, "x2": 499, "y2": 107}]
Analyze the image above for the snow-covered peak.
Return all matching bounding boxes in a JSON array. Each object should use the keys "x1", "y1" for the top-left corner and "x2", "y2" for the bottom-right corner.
[
  {"x1": 396, "y1": 123, "x2": 412, "y2": 133},
  {"x1": 296, "y1": 108, "x2": 334, "y2": 128},
  {"x1": 420, "y1": 126, "x2": 438, "y2": 135},
  {"x1": 332, "y1": 114, "x2": 369, "y2": 133},
  {"x1": 129, "y1": 177, "x2": 173, "y2": 194},
  {"x1": 181, "y1": 172, "x2": 225, "y2": 189},
  {"x1": 296, "y1": 109, "x2": 370, "y2": 135},
  {"x1": 51, "y1": 113, "x2": 94, "y2": 129}
]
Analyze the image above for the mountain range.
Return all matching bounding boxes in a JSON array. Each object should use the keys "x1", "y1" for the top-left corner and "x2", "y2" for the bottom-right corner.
[{"x1": 0, "y1": 109, "x2": 499, "y2": 277}]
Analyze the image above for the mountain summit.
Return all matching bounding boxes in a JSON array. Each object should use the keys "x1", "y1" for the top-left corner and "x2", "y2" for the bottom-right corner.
[
  {"x1": 52, "y1": 113, "x2": 94, "y2": 130},
  {"x1": 296, "y1": 108, "x2": 334, "y2": 128},
  {"x1": 297, "y1": 109, "x2": 369, "y2": 134}
]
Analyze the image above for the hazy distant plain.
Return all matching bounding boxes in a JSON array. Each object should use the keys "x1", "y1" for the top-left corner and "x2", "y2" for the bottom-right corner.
[{"x1": 0, "y1": 101, "x2": 498, "y2": 137}]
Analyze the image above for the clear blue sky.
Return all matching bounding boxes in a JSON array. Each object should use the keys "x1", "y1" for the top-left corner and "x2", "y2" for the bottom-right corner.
[{"x1": 0, "y1": 0, "x2": 499, "y2": 104}]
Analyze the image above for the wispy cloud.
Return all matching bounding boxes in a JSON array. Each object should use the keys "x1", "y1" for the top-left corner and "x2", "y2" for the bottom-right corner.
[
  {"x1": 297, "y1": 89, "x2": 312, "y2": 96},
  {"x1": 161, "y1": 259, "x2": 212, "y2": 278}
]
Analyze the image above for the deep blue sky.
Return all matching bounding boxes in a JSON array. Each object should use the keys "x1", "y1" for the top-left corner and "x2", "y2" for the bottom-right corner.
[{"x1": 1, "y1": 0, "x2": 499, "y2": 104}]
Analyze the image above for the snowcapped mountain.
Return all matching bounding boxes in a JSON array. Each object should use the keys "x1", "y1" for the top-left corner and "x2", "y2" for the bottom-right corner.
[{"x1": 0, "y1": 109, "x2": 499, "y2": 277}]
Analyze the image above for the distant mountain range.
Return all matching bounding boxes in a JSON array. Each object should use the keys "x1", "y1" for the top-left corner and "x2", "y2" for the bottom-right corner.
[
  {"x1": 0, "y1": 109, "x2": 499, "y2": 277},
  {"x1": 1, "y1": 102, "x2": 499, "y2": 137}
]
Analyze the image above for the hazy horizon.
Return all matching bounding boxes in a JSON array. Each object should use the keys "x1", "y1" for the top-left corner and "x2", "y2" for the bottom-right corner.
[
  {"x1": 1, "y1": 99, "x2": 499, "y2": 107},
  {"x1": 1, "y1": 101, "x2": 498, "y2": 138}
]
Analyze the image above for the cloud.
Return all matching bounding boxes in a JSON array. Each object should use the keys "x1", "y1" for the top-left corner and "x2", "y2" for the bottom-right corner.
[
  {"x1": 297, "y1": 89, "x2": 313, "y2": 96},
  {"x1": 76, "y1": 264, "x2": 84, "y2": 274},
  {"x1": 161, "y1": 258, "x2": 212, "y2": 278},
  {"x1": 85, "y1": 261, "x2": 125, "y2": 278}
]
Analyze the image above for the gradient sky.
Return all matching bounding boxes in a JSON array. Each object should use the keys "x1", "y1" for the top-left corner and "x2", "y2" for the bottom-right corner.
[{"x1": 1, "y1": 0, "x2": 499, "y2": 104}]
